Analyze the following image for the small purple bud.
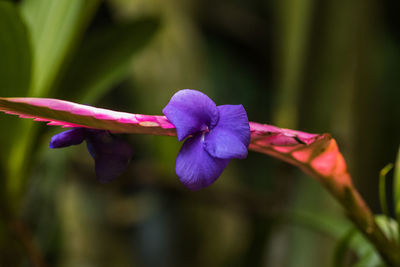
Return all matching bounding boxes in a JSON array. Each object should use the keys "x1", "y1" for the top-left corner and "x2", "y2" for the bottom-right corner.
[{"x1": 49, "y1": 128, "x2": 86, "y2": 148}]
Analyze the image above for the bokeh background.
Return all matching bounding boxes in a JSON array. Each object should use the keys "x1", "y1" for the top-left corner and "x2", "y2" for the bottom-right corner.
[{"x1": 0, "y1": 0, "x2": 399, "y2": 266}]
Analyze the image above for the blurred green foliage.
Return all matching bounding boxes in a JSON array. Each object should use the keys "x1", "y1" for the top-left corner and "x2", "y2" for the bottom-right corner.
[
  {"x1": 334, "y1": 216, "x2": 399, "y2": 267},
  {"x1": 0, "y1": 0, "x2": 399, "y2": 266}
]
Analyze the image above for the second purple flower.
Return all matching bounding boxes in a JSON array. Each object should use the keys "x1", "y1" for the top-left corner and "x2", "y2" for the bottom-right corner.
[
  {"x1": 49, "y1": 128, "x2": 133, "y2": 183},
  {"x1": 163, "y1": 89, "x2": 250, "y2": 190}
]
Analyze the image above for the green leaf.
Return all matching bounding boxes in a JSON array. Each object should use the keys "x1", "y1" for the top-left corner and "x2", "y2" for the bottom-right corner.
[
  {"x1": 333, "y1": 215, "x2": 399, "y2": 267},
  {"x1": 5, "y1": 0, "x2": 99, "y2": 202},
  {"x1": 333, "y1": 228, "x2": 357, "y2": 267},
  {"x1": 0, "y1": 1, "x2": 31, "y2": 96},
  {"x1": 394, "y1": 147, "x2": 400, "y2": 226},
  {"x1": 379, "y1": 163, "x2": 393, "y2": 217},
  {"x1": 376, "y1": 215, "x2": 399, "y2": 243},
  {"x1": 0, "y1": 1, "x2": 31, "y2": 164},
  {"x1": 57, "y1": 16, "x2": 160, "y2": 103},
  {"x1": 20, "y1": 0, "x2": 100, "y2": 97}
]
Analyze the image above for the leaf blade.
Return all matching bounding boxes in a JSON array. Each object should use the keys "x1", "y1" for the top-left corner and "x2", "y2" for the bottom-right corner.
[
  {"x1": 0, "y1": 1, "x2": 31, "y2": 96},
  {"x1": 379, "y1": 163, "x2": 393, "y2": 218},
  {"x1": 20, "y1": 0, "x2": 100, "y2": 96},
  {"x1": 0, "y1": 1, "x2": 31, "y2": 165}
]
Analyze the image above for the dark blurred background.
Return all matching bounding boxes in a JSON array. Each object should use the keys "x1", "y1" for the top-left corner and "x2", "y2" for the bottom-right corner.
[{"x1": 0, "y1": 0, "x2": 399, "y2": 266}]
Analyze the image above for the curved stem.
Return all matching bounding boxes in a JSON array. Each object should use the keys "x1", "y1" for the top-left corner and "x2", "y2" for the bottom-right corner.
[
  {"x1": 249, "y1": 143, "x2": 400, "y2": 266},
  {"x1": 329, "y1": 181, "x2": 400, "y2": 266}
]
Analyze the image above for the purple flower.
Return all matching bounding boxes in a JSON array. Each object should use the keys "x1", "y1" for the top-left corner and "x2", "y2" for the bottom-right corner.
[
  {"x1": 163, "y1": 89, "x2": 250, "y2": 190},
  {"x1": 49, "y1": 128, "x2": 133, "y2": 183}
]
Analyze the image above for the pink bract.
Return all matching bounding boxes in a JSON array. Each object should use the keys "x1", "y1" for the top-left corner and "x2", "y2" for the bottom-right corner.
[
  {"x1": 0, "y1": 96, "x2": 351, "y2": 185},
  {"x1": 0, "y1": 97, "x2": 318, "y2": 145}
]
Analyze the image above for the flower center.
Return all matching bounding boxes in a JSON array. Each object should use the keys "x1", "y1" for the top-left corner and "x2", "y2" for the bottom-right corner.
[
  {"x1": 201, "y1": 132, "x2": 206, "y2": 142},
  {"x1": 200, "y1": 126, "x2": 210, "y2": 142}
]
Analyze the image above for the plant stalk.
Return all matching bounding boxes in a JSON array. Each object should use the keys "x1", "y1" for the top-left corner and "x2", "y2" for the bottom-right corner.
[{"x1": 310, "y1": 169, "x2": 400, "y2": 266}]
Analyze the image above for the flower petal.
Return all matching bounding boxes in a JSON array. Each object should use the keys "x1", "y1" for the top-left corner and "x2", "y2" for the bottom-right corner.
[
  {"x1": 215, "y1": 105, "x2": 250, "y2": 146},
  {"x1": 162, "y1": 89, "x2": 219, "y2": 141},
  {"x1": 204, "y1": 105, "x2": 250, "y2": 159},
  {"x1": 49, "y1": 128, "x2": 86, "y2": 148},
  {"x1": 86, "y1": 131, "x2": 133, "y2": 183},
  {"x1": 204, "y1": 128, "x2": 248, "y2": 159},
  {"x1": 176, "y1": 133, "x2": 229, "y2": 190},
  {"x1": 94, "y1": 152, "x2": 131, "y2": 183}
]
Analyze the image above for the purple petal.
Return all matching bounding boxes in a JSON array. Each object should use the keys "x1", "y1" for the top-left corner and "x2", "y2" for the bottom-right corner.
[
  {"x1": 86, "y1": 131, "x2": 133, "y2": 183},
  {"x1": 204, "y1": 128, "x2": 248, "y2": 159},
  {"x1": 204, "y1": 105, "x2": 250, "y2": 159},
  {"x1": 216, "y1": 105, "x2": 250, "y2": 146},
  {"x1": 49, "y1": 128, "x2": 86, "y2": 148},
  {"x1": 175, "y1": 133, "x2": 229, "y2": 190},
  {"x1": 162, "y1": 89, "x2": 219, "y2": 141},
  {"x1": 94, "y1": 152, "x2": 131, "y2": 183}
]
